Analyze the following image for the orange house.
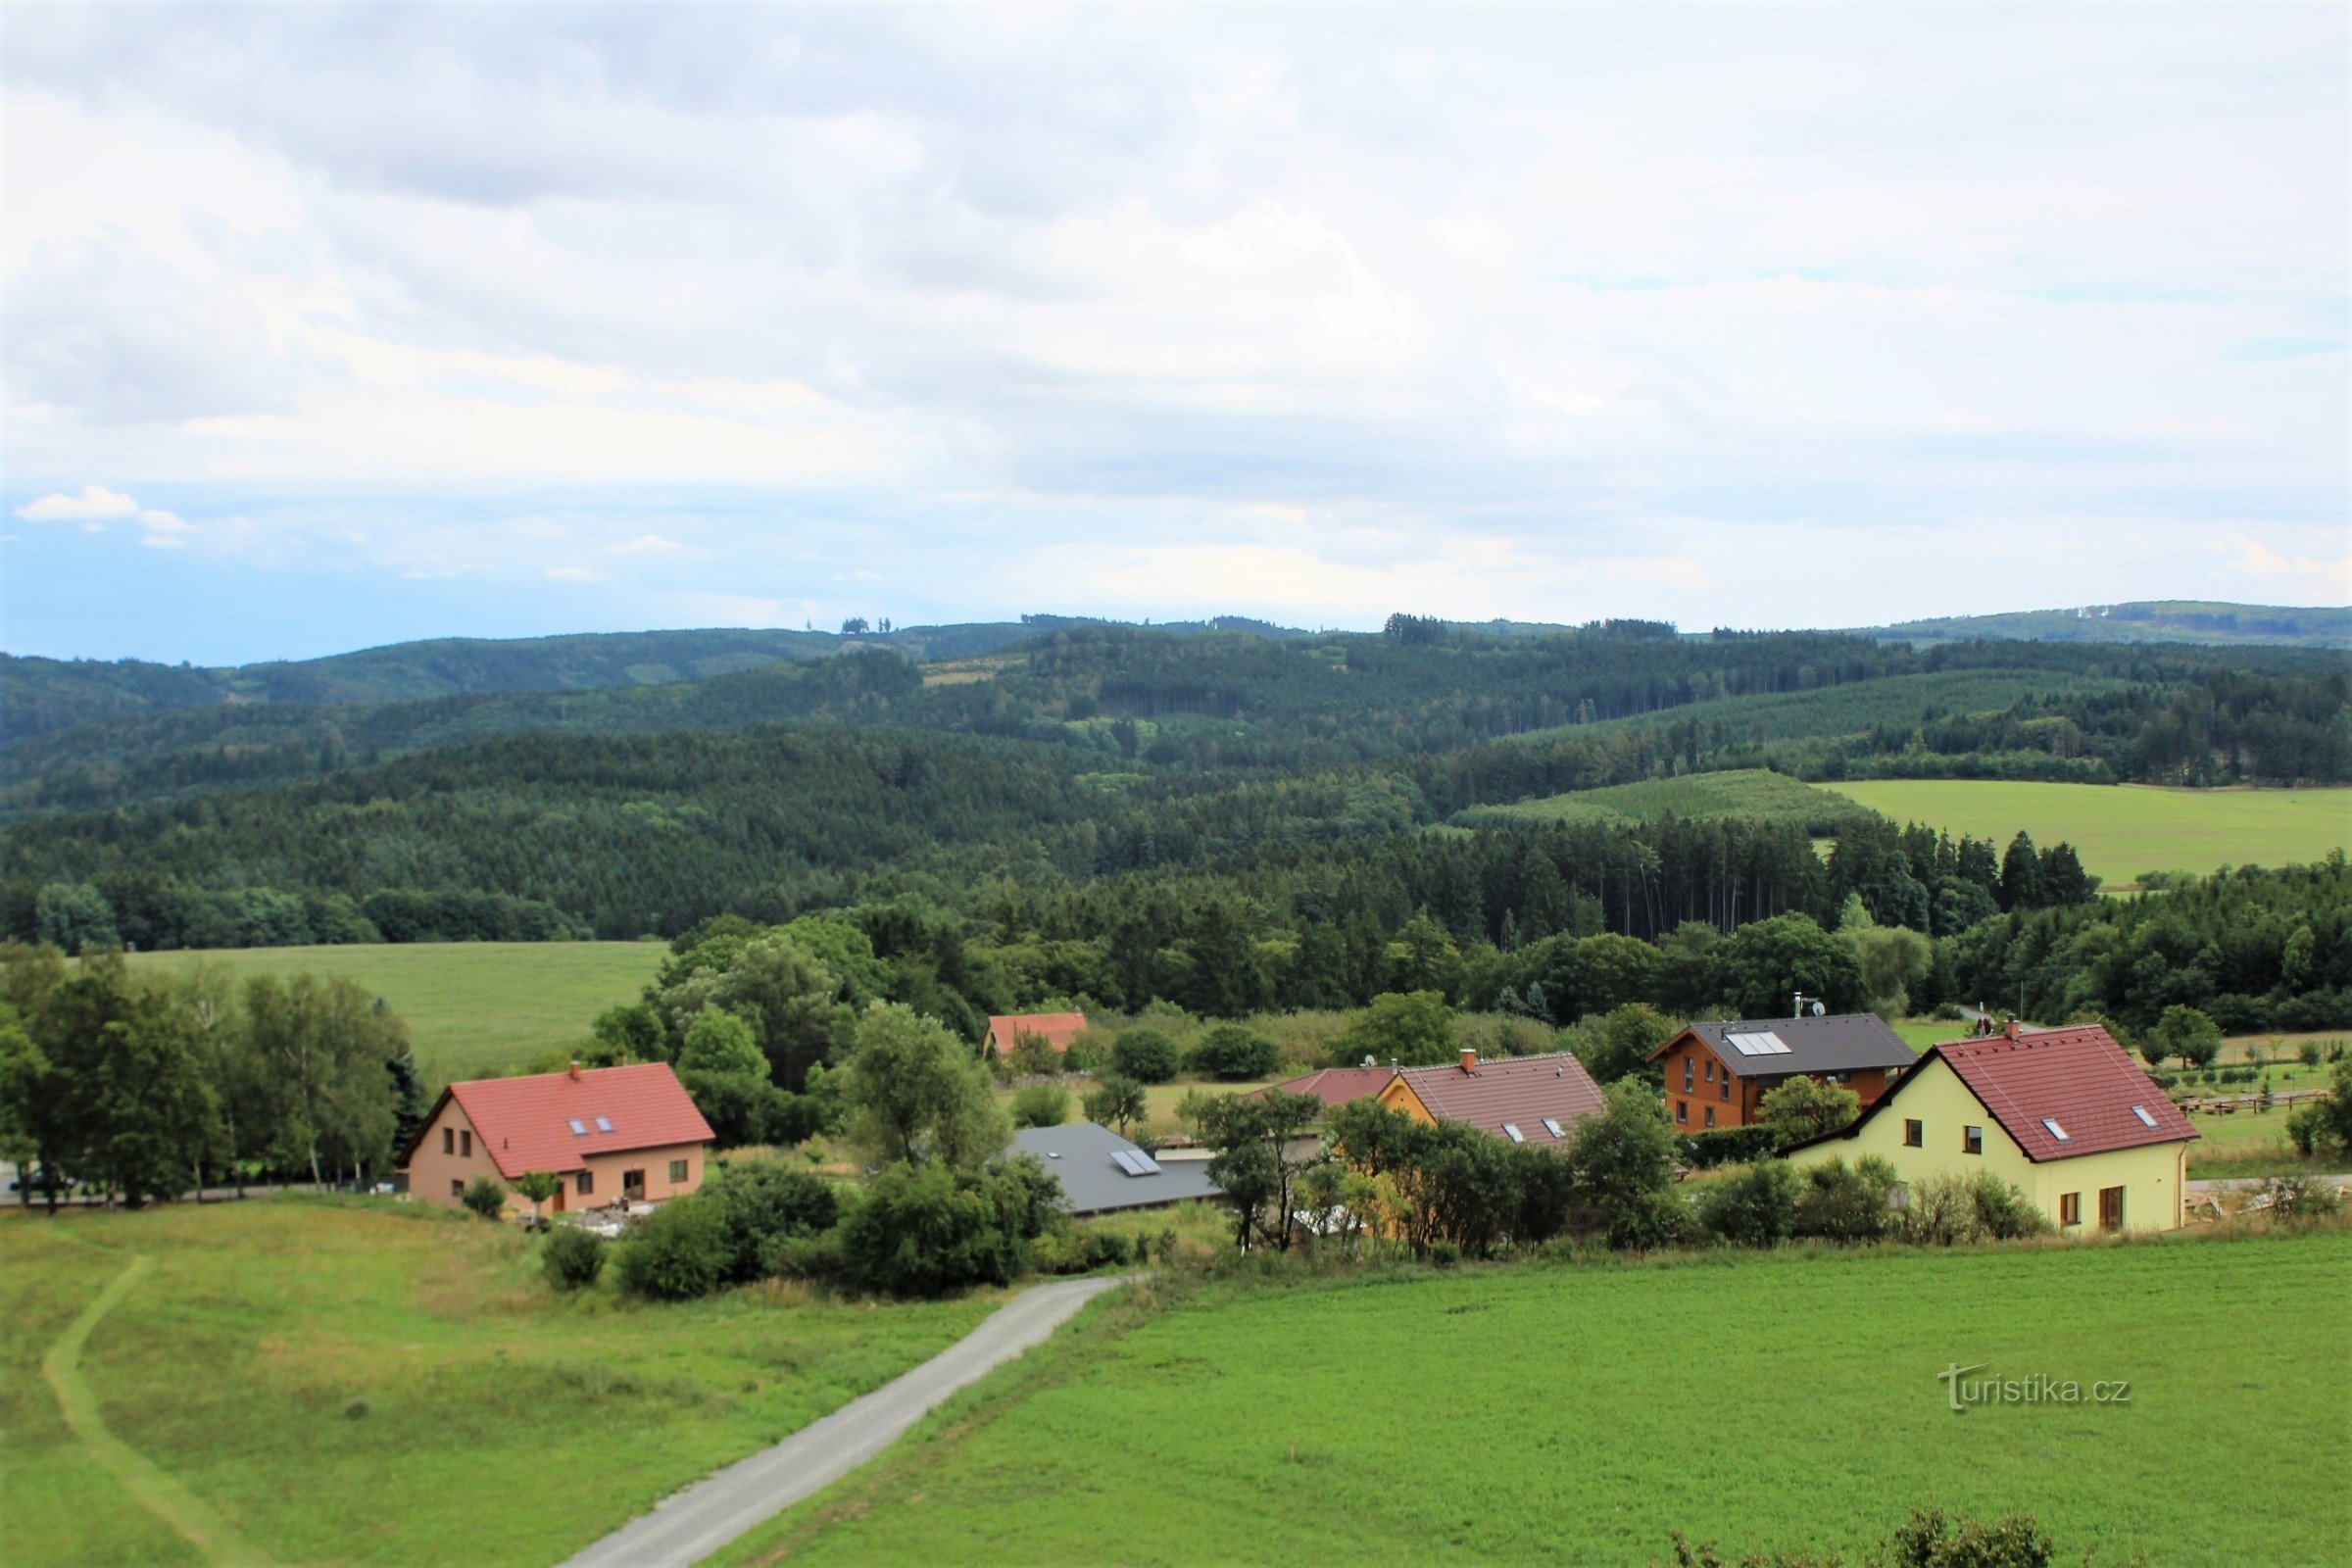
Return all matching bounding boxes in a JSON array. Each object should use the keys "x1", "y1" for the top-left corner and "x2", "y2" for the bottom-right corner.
[
  {"x1": 399, "y1": 1061, "x2": 714, "y2": 1216},
  {"x1": 1648, "y1": 1014, "x2": 1916, "y2": 1132},
  {"x1": 1378, "y1": 1050, "x2": 1608, "y2": 1149}
]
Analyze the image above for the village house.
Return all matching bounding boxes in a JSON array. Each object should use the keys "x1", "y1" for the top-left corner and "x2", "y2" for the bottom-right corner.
[
  {"x1": 986, "y1": 1010, "x2": 1089, "y2": 1058},
  {"x1": 1252, "y1": 1063, "x2": 1398, "y2": 1112},
  {"x1": 1786, "y1": 1023, "x2": 2199, "y2": 1234},
  {"x1": 1012, "y1": 1121, "x2": 1220, "y2": 1215},
  {"x1": 1648, "y1": 1013, "x2": 1917, "y2": 1130},
  {"x1": 399, "y1": 1061, "x2": 714, "y2": 1216},
  {"x1": 1378, "y1": 1050, "x2": 1607, "y2": 1148}
]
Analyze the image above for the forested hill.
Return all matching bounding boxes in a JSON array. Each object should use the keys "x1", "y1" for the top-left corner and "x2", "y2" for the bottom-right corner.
[
  {"x1": 1856, "y1": 600, "x2": 2351, "y2": 650},
  {"x1": 0, "y1": 613, "x2": 1317, "y2": 742}
]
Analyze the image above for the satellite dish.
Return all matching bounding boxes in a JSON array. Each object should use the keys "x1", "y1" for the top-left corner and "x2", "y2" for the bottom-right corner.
[{"x1": 1810, "y1": 1001, "x2": 1826, "y2": 1016}]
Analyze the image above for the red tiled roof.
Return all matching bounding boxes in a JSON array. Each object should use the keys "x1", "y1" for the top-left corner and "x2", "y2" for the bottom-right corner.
[
  {"x1": 408, "y1": 1063, "x2": 714, "y2": 1180},
  {"x1": 987, "y1": 1012, "x2": 1089, "y2": 1055},
  {"x1": 1254, "y1": 1065, "x2": 1397, "y2": 1108},
  {"x1": 1392, "y1": 1052, "x2": 1607, "y2": 1146},
  {"x1": 1933, "y1": 1025, "x2": 2198, "y2": 1162}
]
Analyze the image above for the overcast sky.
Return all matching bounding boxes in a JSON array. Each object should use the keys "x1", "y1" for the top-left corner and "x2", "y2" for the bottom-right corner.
[{"x1": 4, "y1": 3, "x2": 2345, "y2": 664}]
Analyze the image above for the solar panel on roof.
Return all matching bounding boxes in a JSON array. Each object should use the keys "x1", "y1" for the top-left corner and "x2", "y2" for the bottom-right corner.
[
  {"x1": 1502, "y1": 1122, "x2": 1525, "y2": 1143},
  {"x1": 1725, "y1": 1031, "x2": 1790, "y2": 1056},
  {"x1": 567, "y1": 1118, "x2": 587, "y2": 1136},
  {"x1": 1110, "y1": 1149, "x2": 1161, "y2": 1176},
  {"x1": 1128, "y1": 1149, "x2": 1161, "y2": 1174},
  {"x1": 2131, "y1": 1104, "x2": 2158, "y2": 1128}
]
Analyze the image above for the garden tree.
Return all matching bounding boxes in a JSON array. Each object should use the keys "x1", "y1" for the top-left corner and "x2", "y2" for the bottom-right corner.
[
  {"x1": 1009, "y1": 1083, "x2": 1070, "y2": 1129},
  {"x1": 1325, "y1": 1099, "x2": 1430, "y2": 1178},
  {"x1": 1109, "y1": 1027, "x2": 1181, "y2": 1084},
  {"x1": 835, "y1": 1155, "x2": 1060, "y2": 1296},
  {"x1": 2286, "y1": 1056, "x2": 2352, "y2": 1158},
  {"x1": 1698, "y1": 1159, "x2": 1800, "y2": 1248},
  {"x1": 0, "y1": 1004, "x2": 59, "y2": 1208},
  {"x1": 461, "y1": 1174, "x2": 508, "y2": 1219},
  {"x1": 387, "y1": 1050, "x2": 428, "y2": 1158},
  {"x1": 1567, "y1": 1081, "x2": 1686, "y2": 1249},
  {"x1": 1792, "y1": 1154, "x2": 1901, "y2": 1244},
  {"x1": 702, "y1": 1162, "x2": 841, "y2": 1282},
  {"x1": 588, "y1": 1001, "x2": 663, "y2": 1062},
  {"x1": 1293, "y1": 1161, "x2": 1387, "y2": 1244},
  {"x1": 1755, "y1": 1077, "x2": 1863, "y2": 1147},
  {"x1": 1196, "y1": 1089, "x2": 1326, "y2": 1250},
  {"x1": 678, "y1": 1005, "x2": 766, "y2": 1076},
  {"x1": 1333, "y1": 990, "x2": 1457, "y2": 1067},
  {"x1": 2037, "y1": 843, "x2": 2096, "y2": 905},
  {"x1": 1187, "y1": 1024, "x2": 1279, "y2": 1082},
  {"x1": 1577, "y1": 1003, "x2": 1676, "y2": 1087},
  {"x1": 542, "y1": 1226, "x2": 606, "y2": 1291},
  {"x1": 1707, "y1": 913, "x2": 1863, "y2": 1019},
  {"x1": 513, "y1": 1170, "x2": 563, "y2": 1223},
  {"x1": 1082, "y1": 1074, "x2": 1147, "y2": 1137},
  {"x1": 30, "y1": 955, "x2": 222, "y2": 1206},
  {"x1": 2149, "y1": 1004, "x2": 2224, "y2": 1069},
  {"x1": 615, "y1": 1191, "x2": 731, "y2": 1298},
  {"x1": 654, "y1": 933, "x2": 852, "y2": 1092},
  {"x1": 840, "y1": 1002, "x2": 1009, "y2": 1170},
  {"x1": 777, "y1": 914, "x2": 894, "y2": 1006},
  {"x1": 1001, "y1": 1030, "x2": 1063, "y2": 1077},
  {"x1": 34, "y1": 882, "x2": 119, "y2": 955},
  {"x1": 1843, "y1": 917, "x2": 1933, "y2": 1018},
  {"x1": 159, "y1": 959, "x2": 272, "y2": 1200},
  {"x1": 243, "y1": 974, "x2": 406, "y2": 1187}
]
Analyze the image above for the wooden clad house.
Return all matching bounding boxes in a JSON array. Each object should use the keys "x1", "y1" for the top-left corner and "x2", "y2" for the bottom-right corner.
[
  {"x1": 1787, "y1": 1023, "x2": 2199, "y2": 1233},
  {"x1": 1649, "y1": 1013, "x2": 1917, "y2": 1131}
]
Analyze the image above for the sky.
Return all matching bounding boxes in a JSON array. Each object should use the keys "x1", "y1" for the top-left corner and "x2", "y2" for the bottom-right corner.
[{"x1": 3, "y1": 3, "x2": 2346, "y2": 665}]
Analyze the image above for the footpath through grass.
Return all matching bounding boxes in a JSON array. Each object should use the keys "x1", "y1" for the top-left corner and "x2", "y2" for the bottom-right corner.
[
  {"x1": 733, "y1": 1231, "x2": 2351, "y2": 1568},
  {"x1": 1820, "y1": 780, "x2": 2351, "y2": 891},
  {"x1": 125, "y1": 942, "x2": 663, "y2": 1083},
  {"x1": 0, "y1": 1196, "x2": 994, "y2": 1568}
]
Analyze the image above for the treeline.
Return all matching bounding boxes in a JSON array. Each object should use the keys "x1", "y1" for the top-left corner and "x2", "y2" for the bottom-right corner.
[{"x1": 12, "y1": 625, "x2": 2341, "y2": 819}]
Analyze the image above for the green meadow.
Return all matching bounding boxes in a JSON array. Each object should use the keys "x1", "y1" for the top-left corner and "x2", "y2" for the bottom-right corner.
[
  {"x1": 0, "y1": 1197, "x2": 994, "y2": 1568},
  {"x1": 125, "y1": 941, "x2": 663, "y2": 1084},
  {"x1": 1460, "y1": 767, "x2": 1875, "y2": 835},
  {"x1": 731, "y1": 1233, "x2": 2349, "y2": 1568},
  {"x1": 1821, "y1": 780, "x2": 2351, "y2": 890}
]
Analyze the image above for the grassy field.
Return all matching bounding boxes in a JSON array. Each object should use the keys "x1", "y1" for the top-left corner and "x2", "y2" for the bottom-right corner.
[
  {"x1": 726, "y1": 1232, "x2": 2350, "y2": 1568},
  {"x1": 1462, "y1": 768, "x2": 1875, "y2": 834},
  {"x1": 1820, "y1": 780, "x2": 2352, "y2": 890},
  {"x1": 125, "y1": 942, "x2": 664, "y2": 1084},
  {"x1": 0, "y1": 1196, "x2": 995, "y2": 1568}
]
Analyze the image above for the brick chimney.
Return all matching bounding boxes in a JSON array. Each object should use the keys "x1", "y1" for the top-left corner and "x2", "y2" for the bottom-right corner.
[
  {"x1": 1459, "y1": 1048, "x2": 1477, "y2": 1074},
  {"x1": 568, "y1": 1059, "x2": 582, "y2": 1080},
  {"x1": 2002, "y1": 1020, "x2": 2023, "y2": 1043}
]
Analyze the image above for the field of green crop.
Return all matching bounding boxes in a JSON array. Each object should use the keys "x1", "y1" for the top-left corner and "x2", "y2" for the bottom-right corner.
[
  {"x1": 1509, "y1": 669, "x2": 2126, "y2": 749},
  {"x1": 125, "y1": 941, "x2": 663, "y2": 1083},
  {"x1": 1462, "y1": 768, "x2": 1876, "y2": 834},
  {"x1": 1821, "y1": 780, "x2": 2352, "y2": 890},
  {"x1": 0, "y1": 1197, "x2": 995, "y2": 1568},
  {"x1": 728, "y1": 1233, "x2": 2349, "y2": 1568}
]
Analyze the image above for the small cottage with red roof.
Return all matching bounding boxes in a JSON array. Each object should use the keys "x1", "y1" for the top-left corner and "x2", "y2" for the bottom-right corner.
[
  {"x1": 1253, "y1": 1064, "x2": 1398, "y2": 1111},
  {"x1": 987, "y1": 1011, "x2": 1089, "y2": 1059},
  {"x1": 1378, "y1": 1050, "x2": 1608, "y2": 1150},
  {"x1": 400, "y1": 1061, "x2": 714, "y2": 1215},
  {"x1": 1788, "y1": 1023, "x2": 2197, "y2": 1233}
]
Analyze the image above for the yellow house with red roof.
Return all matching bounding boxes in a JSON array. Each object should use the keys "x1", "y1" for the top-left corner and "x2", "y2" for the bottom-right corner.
[{"x1": 1787, "y1": 1023, "x2": 2198, "y2": 1234}]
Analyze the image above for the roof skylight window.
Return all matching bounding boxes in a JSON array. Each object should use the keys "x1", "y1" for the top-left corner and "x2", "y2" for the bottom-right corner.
[
  {"x1": 1501, "y1": 1122, "x2": 1525, "y2": 1143},
  {"x1": 1542, "y1": 1118, "x2": 1566, "y2": 1140},
  {"x1": 567, "y1": 1119, "x2": 587, "y2": 1136},
  {"x1": 2131, "y1": 1104, "x2": 2158, "y2": 1128},
  {"x1": 594, "y1": 1115, "x2": 613, "y2": 1133},
  {"x1": 2042, "y1": 1117, "x2": 2070, "y2": 1142}
]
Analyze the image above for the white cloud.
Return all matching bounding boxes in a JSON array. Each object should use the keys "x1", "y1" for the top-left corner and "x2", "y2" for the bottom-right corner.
[
  {"x1": 17, "y1": 484, "x2": 139, "y2": 520},
  {"x1": 544, "y1": 564, "x2": 604, "y2": 583}
]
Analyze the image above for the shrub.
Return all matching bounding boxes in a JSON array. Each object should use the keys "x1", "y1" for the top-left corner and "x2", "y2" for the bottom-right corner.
[
  {"x1": 706, "y1": 1163, "x2": 840, "y2": 1283},
  {"x1": 761, "y1": 1228, "x2": 847, "y2": 1283},
  {"x1": 1002, "y1": 1034, "x2": 1062, "y2": 1078},
  {"x1": 460, "y1": 1175, "x2": 507, "y2": 1220},
  {"x1": 1569, "y1": 1082, "x2": 1689, "y2": 1250},
  {"x1": 1009, "y1": 1083, "x2": 1072, "y2": 1129},
  {"x1": 836, "y1": 1156, "x2": 1061, "y2": 1297},
  {"x1": 1679, "y1": 1124, "x2": 1781, "y2": 1169},
  {"x1": 1083, "y1": 1074, "x2": 1148, "y2": 1136},
  {"x1": 1081, "y1": 1232, "x2": 1131, "y2": 1268},
  {"x1": 1698, "y1": 1159, "x2": 1800, "y2": 1248},
  {"x1": 1668, "y1": 1506, "x2": 2064, "y2": 1568},
  {"x1": 2264, "y1": 1174, "x2": 2343, "y2": 1225},
  {"x1": 1966, "y1": 1171, "x2": 2050, "y2": 1241},
  {"x1": 615, "y1": 1194, "x2": 732, "y2": 1300},
  {"x1": 1890, "y1": 1171, "x2": 2046, "y2": 1246},
  {"x1": 542, "y1": 1226, "x2": 607, "y2": 1292},
  {"x1": 1755, "y1": 1077, "x2": 1862, "y2": 1148},
  {"x1": 1928, "y1": 1002, "x2": 1965, "y2": 1021},
  {"x1": 1792, "y1": 1155, "x2": 1899, "y2": 1244},
  {"x1": 2298, "y1": 1041, "x2": 2323, "y2": 1066},
  {"x1": 1187, "y1": 1025, "x2": 1280, "y2": 1081},
  {"x1": 1111, "y1": 1028, "x2": 1182, "y2": 1084}
]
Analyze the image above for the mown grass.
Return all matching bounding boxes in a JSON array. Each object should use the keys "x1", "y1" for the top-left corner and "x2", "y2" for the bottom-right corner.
[
  {"x1": 1463, "y1": 768, "x2": 1876, "y2": 834},
  {"x1": 1820, "y1": 780, "x2": 2352, "y2": 891},
  {"x1": 125, "y1": 941, "x2": 664, "y2": 1084},
  {"x1": 0, "y1": 1196, "x2": 995, "y2": 1568},
  {"x1": 722, "y1": 1231, "x2": 2351, "y2": 1568}
]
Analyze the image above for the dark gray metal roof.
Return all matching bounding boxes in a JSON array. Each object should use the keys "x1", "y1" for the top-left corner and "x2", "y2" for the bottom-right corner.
[
  {"x1": 1010, "y1": 1122, "x2": 1220, "y2": 1216},
  {"x1": 1674, "y1": 1013, "x2": 1918, "y2": 1078}
]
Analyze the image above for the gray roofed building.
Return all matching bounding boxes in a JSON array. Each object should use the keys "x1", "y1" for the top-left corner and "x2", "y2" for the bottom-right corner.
[
  {"x1": 1011, "y1": 1122, "x2": 1221, "y2": 1216},
  {"x1": 1662, "y1": 1014, "x2": 1917, "y2": 1079}
]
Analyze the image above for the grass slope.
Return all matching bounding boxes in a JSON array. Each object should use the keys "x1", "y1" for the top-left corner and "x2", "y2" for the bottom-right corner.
[
  {"x1": 0, "y1": 1198, "x2": 995, "y2": 1568},
  {"x1": 1857, "y1": 601, "x2": 2352, "y2": 651},
  {"x1": 1507, "y1": 668, "x2": 2126, "y2": 749},
  {"x1": 125, "y1": 942, "x2": 662, "y2": 1084},
  {"x1": 1821, "y1": 780, "x2": 2352, "y2": 889},
  {"x1": 1463, "y1": 768, "x2": 1877, "y2": 834},
  {"x1": 735, "y1": 1234, "x2": 2350, "y2": 1568}
]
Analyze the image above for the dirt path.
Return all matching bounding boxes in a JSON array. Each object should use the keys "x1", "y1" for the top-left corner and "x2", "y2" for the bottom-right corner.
[
  {"x1": 41, "y1": 1250, "x2": 278, "y2": 1568},
  {"x1": 558, "y1": 1273, "x2": 1132, "y2": 1568}
]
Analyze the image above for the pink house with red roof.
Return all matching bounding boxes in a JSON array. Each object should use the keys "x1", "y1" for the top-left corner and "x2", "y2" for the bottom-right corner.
[
  {"x1": 1788, "y1": 1023, "x2": 2198, "y2": 1233},
  {"x1": 399, "y1": 1061, "x2": 714, "y2": 1215}
]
